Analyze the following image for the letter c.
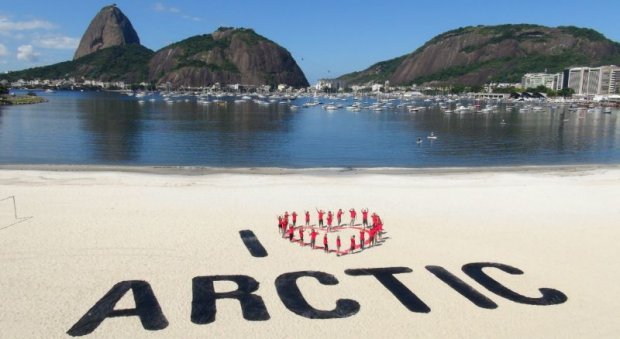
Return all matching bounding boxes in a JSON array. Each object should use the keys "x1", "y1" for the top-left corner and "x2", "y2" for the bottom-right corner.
[
  {"x1": 462, "y1": 262, "x2": 568, "y2": 306},
  {"x1": 275, "y1": 271, "x2": 360, "y2": 319}
]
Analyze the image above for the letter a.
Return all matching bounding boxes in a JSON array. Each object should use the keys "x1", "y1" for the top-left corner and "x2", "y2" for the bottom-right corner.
[{"x1": 67, "y1": 280, "x2": 168, "y2": 336}]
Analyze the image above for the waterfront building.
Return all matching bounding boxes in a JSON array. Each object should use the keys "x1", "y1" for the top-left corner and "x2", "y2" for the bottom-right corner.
[
  {"x1": 566, "y1": 65, "x2": 620, "y2": 96},
  {"x1": 521, "y1": 72, "x2": 563, "y2": 90}
]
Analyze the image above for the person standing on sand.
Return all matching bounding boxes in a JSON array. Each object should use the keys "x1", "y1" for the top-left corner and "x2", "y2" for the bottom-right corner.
[
  {"x1": 317, "y1": 208, "x2": 325, "y2": 227},
  {"x1": 284, "y1": 211, "x2": 289, "y2": 226},
  {"x1": 362, "y1": 208, "x2": 369, "y2": 228},
  {"x1": 309, "y1": 229, "x2": 318, "y2": 249},
  {"x1": 337, "y1": 208, "x2": 344, "y2": 226},
  {"x1": 326, "y1": 211, "x2": 333, "y2": 231},
  {"x1": 298, "y1": 227, "x2": 305, "y2": 246},
  {"x1": 376, "y1": 216, "x2": 383, "y2": 241},
  {"x1": 292, "y1": 211, "x2": 297, "y2": 226},
  {"x1": 350, "y1": 235, "x2": 356, "y2": 253},
  {"x1": 304, "y1": 210, "x2": 310, "y2": 226},
  {"x1": 371, "y1": 213, "x2": 378, "y2": 227},
  {"x1": 278, "y1": 216, "x2": 283, "y2": 235},
  {"x1": 369, "y1": 227, "x2": 376, "y2": 247},
  {"x1": 336, "y1": 235, "x2": 341, "y2": 256},
  {"x1": 360, "y1": 229, "x2": 365, "y2": 250},
  {"x1": 349, "y1": 208, "x2": 356, "y2": 226},
  {"x1": 323, "y1": 233, "x2": 329, "y2": 253},
  {"x1": 288, "y1": 225, "x2": 295, "y2": 242}
]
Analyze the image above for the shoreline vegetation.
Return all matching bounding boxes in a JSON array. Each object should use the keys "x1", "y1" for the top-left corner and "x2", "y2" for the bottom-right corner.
[{"x1": 0, "y1": 93, "x2": 47, "y2": 106}]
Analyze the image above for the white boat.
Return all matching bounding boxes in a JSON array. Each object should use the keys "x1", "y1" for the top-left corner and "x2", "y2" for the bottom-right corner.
[{"x1": 427, "y1": 132, "x2": 438, "y2": 140}]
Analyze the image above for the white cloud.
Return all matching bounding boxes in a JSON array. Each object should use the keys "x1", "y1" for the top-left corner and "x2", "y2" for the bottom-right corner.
[
  {"x1": 153, "y1": 2, "x2": 201, "y2": 21},
  {"x1": 0, "y1": 43, "x2": 8, "y2": 57},
  {"x1": 183, "y1": 15, "x2": 201, "y2": 22},
  {"x1": 33, "y1": 34, "x2": 80, "y2": 49},
  {"x1": 0, "y1": 16, "x2": 55, "y2": 33},
  {"x1": 16, "y1": 44, "x2": 40, "y2": 62}
]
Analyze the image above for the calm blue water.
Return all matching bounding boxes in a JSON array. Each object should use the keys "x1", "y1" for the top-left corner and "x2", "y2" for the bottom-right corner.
[{"x1": 1, "y1": 90, "x2": 619, "y2": 167}]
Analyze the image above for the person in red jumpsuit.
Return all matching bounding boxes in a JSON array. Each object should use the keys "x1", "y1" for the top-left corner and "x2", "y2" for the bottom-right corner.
[
  {"x1": 326, "y1": 211, "x2": 333, "y2": 231},
  {"x1": 309, "y1": 229, "x2": 318, "y2": 249},
  {"x1": 337, "y1": 209, "x2": 344, "y2": 226},
  {"x1": 292, "y1": 211, "x2": 297, "y2": 226},
  {"x1": 349, "y1": 208, "x2": 356, "y2": 226},
  {"x1": 336, "y1": 235, "x2": 341, "y2": 256},
  {"x1": 323, "y1": 233, "x2": 328, "y2": 253},
  {"x1": 361, "y1": 208, "x2": 369, "y2": 228}
]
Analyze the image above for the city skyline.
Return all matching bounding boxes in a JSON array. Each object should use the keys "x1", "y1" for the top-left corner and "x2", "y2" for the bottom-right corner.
[{"x1": 1, "y1": 0, "x2": 620, "y2": 84}]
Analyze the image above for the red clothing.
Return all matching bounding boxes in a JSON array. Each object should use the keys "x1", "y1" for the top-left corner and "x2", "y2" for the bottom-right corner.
[
  {"x1": 350, "y1": 209, "x2": 356, "y2": 218},
  {"x1": 310, "y1": 230, "x2": 318, "y2": 241},
  {"x1": 336, "y1": 237, "x2": 341, "y2": 248},
  {"x1": 360, "y1": 230, "x2": 365, "y2": 242},
  {"x1": 350, "y1": 237, "x2": 356, "y2": 250},
  {"x1": 292, "y1": 212, "x2": 297, "y2": 222},
  {"x1": 362, "y1": 210, "x2": 368, "y2": 220},
  {"x1": 318, "y1": 211, "x2": 325, "y2": 220},
  {"x1": 337, "y1": 210, "x2": 344, "y2": 219},
  {"x1": 323, "y1": 234, "x2": 328, "y2": 246},
  {"x1": 298, "y1": 228, "x2": 304, "y2": 240},
  {"x1": 305, "y1": 212, "x2": 310, "y2": 222},
  {"x1": 327, "y1": 213, "x2": 333, "y2": 225}
]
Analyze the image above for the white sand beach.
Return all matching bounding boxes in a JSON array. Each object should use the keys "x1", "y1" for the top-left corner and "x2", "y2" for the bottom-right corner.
[{"x1": 1, "y1": 166, "x2": 619, "y2": 338}]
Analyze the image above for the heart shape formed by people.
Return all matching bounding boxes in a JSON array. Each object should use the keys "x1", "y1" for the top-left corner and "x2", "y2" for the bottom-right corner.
[{"x1": 277, "y1": 210, "x2": 385, "y2": 256}]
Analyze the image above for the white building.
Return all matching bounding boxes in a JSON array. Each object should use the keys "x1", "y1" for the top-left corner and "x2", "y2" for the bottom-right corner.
[
  {"x1": 566, "y1": 65, "x2": 620, "y2": 96},
  {"x1": 314, "y1": 80, "x2": 332, "y2": 91},
  {"x1": 521, "y1": 72, "x2": 563, "y2": 90}
]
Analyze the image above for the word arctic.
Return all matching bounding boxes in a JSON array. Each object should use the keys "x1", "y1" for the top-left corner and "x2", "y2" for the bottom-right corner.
[{"x1": 67, "y1": 262, "x2": 567, "y2": 336}]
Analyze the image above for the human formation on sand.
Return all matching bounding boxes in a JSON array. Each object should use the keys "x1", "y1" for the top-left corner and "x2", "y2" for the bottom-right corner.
[{"x1": 277, "y1": 208, "x2": 385, "y2": 256}]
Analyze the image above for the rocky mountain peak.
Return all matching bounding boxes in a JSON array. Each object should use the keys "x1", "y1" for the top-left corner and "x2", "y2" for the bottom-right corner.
[{"x1": 73, "y1": 5, "x2": 141, "y2": 60}]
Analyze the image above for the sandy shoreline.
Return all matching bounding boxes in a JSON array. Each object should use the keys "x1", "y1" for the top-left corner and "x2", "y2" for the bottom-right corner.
[
  {"x1": 1, "y1": 166, "x2": 619, "y2": 338},
  {"x1": 2, "y1": 163, "x2": 618, "y2": 176}
]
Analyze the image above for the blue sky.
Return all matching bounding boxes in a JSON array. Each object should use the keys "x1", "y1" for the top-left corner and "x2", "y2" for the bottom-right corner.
[{"x1": 1, "y1": 0, "x2": 619, "y2": 84}]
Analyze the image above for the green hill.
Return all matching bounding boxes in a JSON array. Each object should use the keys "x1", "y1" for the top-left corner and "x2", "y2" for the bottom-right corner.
[
  {"x1": 335, "y1": 24, "x2": 620, "y2": 86},
  {"x1": 148, "y1": 27, "x2": 309, "y2": 88},
  {"x1": 2, "y1": 45, "x2": 154, "y2": 83}
]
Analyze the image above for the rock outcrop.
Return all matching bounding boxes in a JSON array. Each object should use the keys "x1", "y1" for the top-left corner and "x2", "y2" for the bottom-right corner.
[
  {"x1": 8, "y1": 8, "x2": 309, "y2": 88},
  {"x1": 73, "y1": 5, "x2": 141, "y2": 60},
  {"x1": 336, "y1": 25, "x2": 620, "y2": 86},
  {"x1": 148, "y1": 27, "x2": 309, "y2": 88}
]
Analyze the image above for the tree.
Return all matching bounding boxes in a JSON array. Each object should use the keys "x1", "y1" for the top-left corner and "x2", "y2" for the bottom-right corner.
[
  {"x1": 0, "y1": 85, "x2": 8, "y2": 95},
  {"x1": 558, "y1": 88, "x2": 575, "y2": 98},
  {"x1": 469, "y1": 85, "x2": 483, "y2": 93}
]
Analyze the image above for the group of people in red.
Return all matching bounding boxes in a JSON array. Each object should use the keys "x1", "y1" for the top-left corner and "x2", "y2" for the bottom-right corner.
[{"x1": 277, "y1": 208, "x2": 384, "y2": 256}]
